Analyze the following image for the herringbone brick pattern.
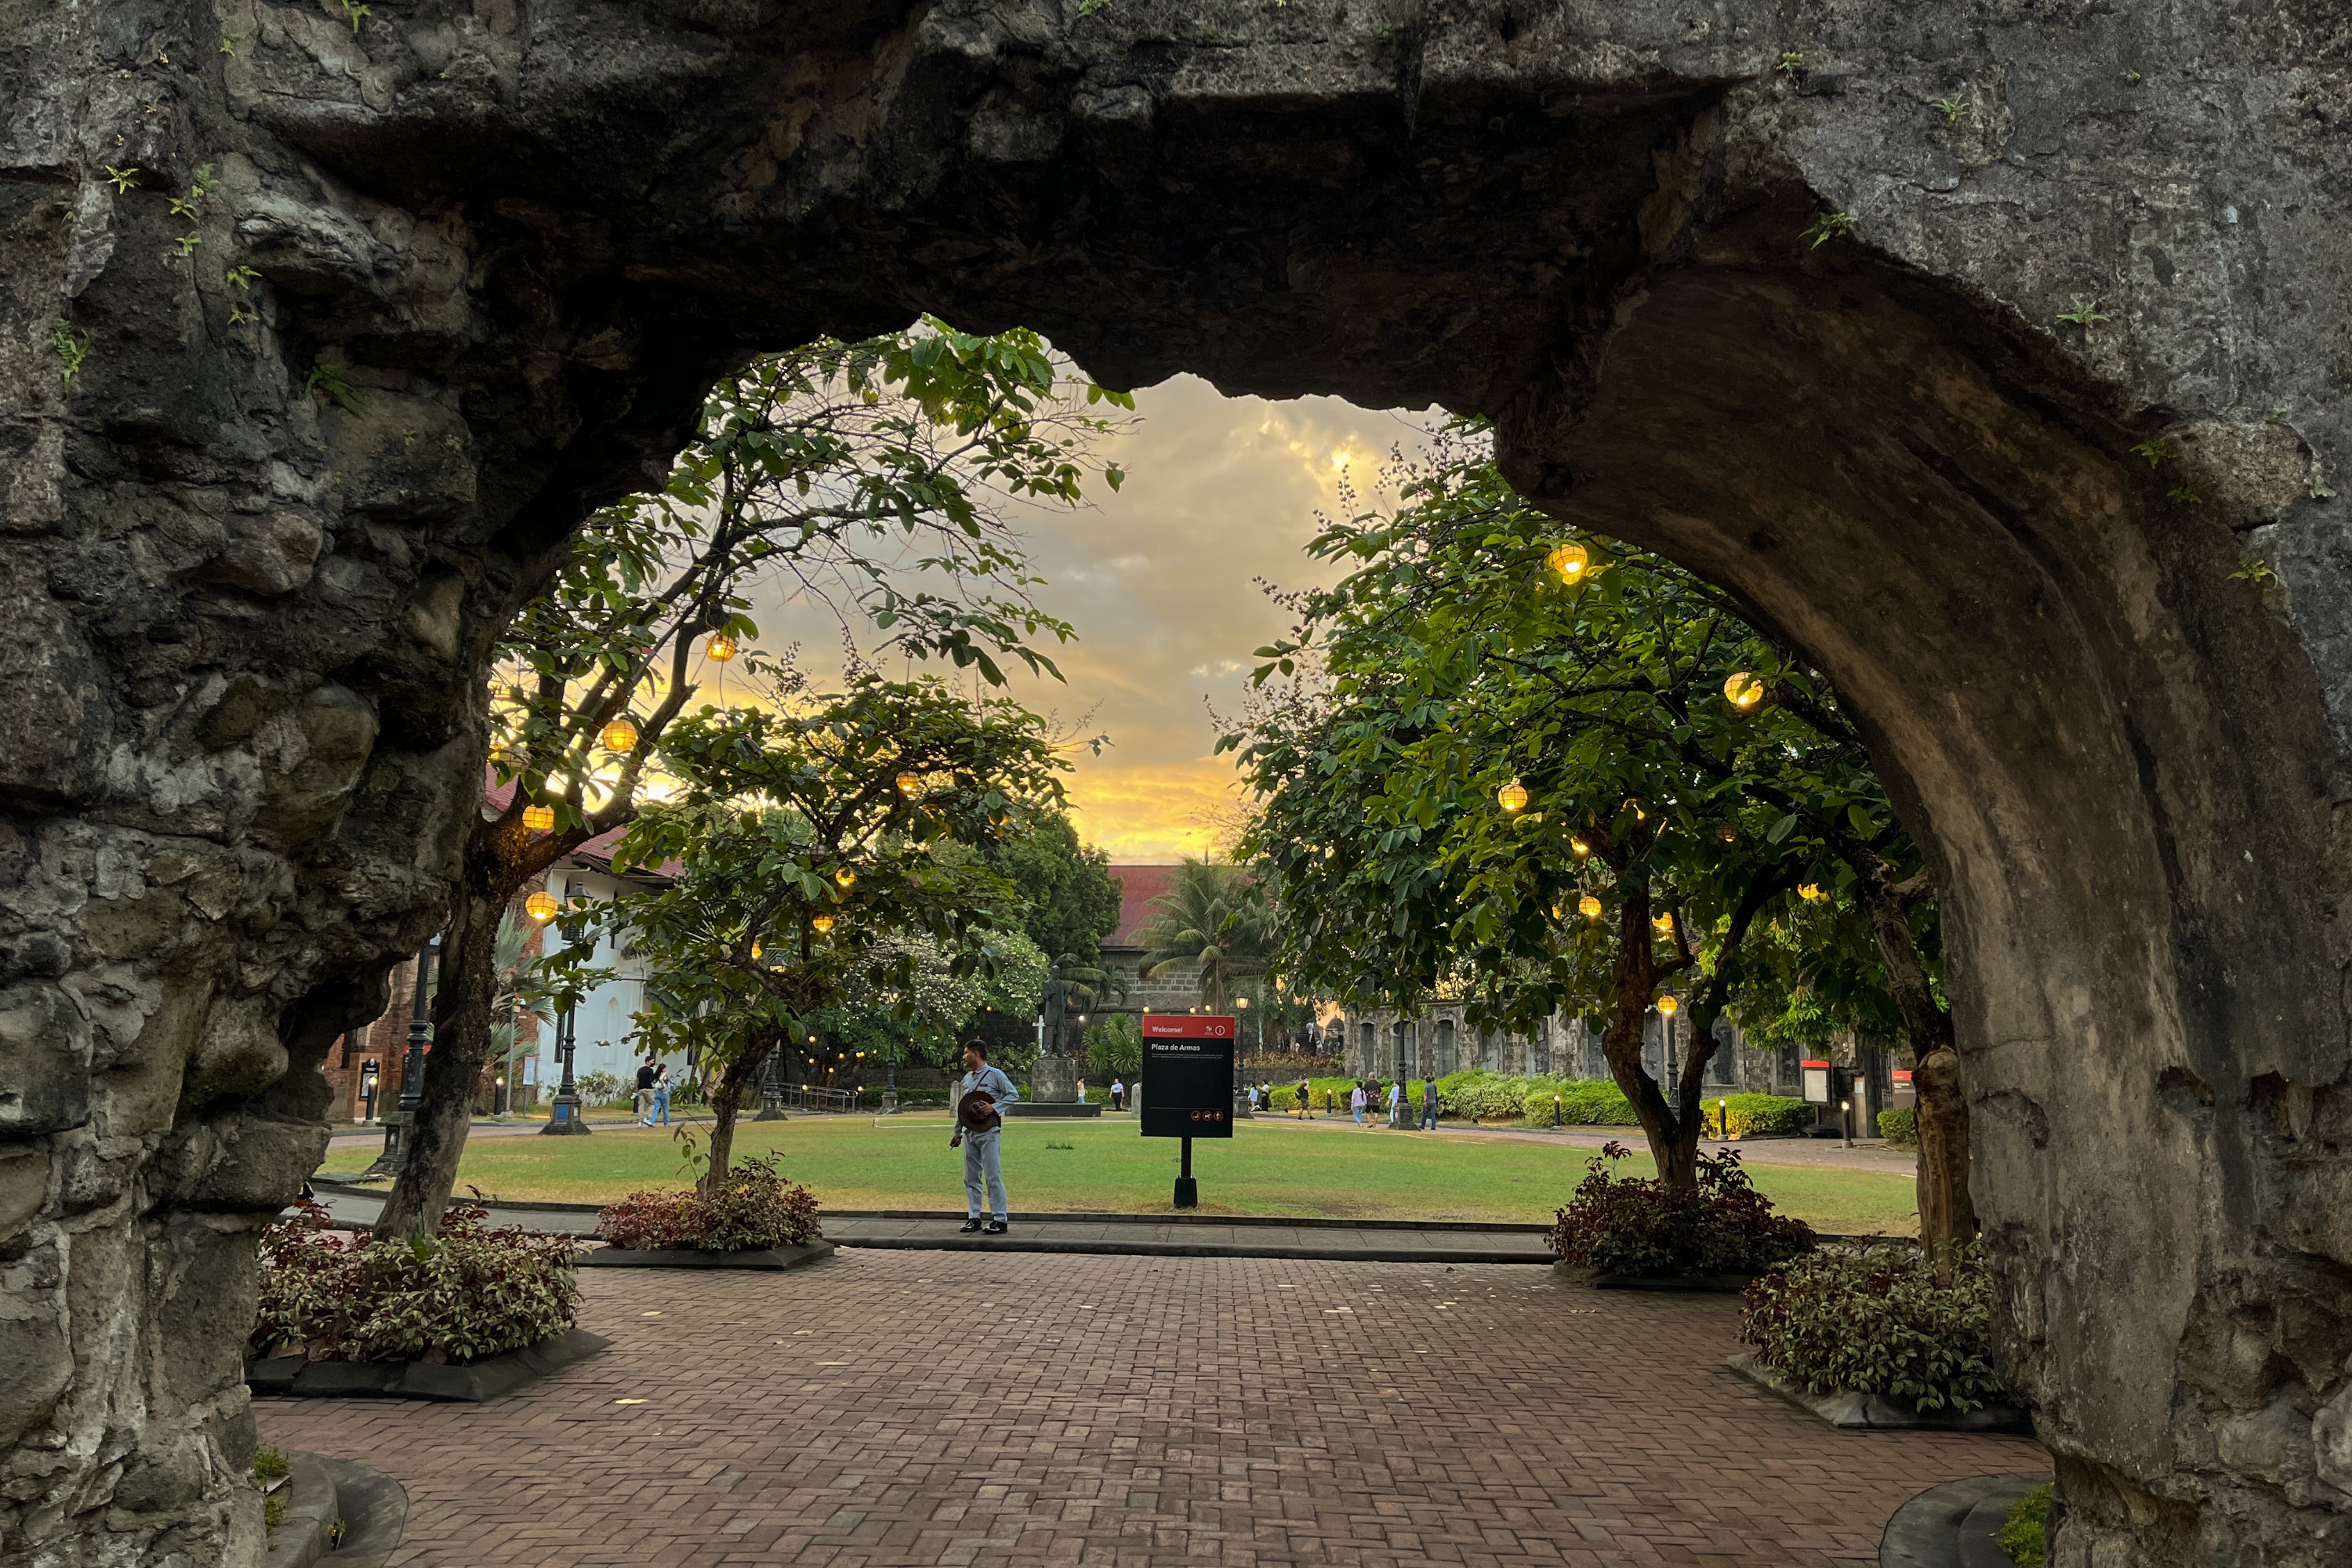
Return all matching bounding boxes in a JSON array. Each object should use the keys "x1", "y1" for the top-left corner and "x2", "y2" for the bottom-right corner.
[{"x1": 256, "y1": 1250, "x2": 2041, "y2": 1565}]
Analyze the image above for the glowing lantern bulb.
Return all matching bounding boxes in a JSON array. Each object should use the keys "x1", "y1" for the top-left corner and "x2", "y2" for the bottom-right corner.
[
  {"x1": 705, "y1": 633, "x2": 738, "y2": 663},
  {"x1": 1657, "y1": 994, "x2": 1679, "y2": 1016},
  {"x1": 1653, "y1": 910, "x2": 1676, "y2": 934},
  {"x1": 1570, "y1": 837, "x2": 1591, "y2": 857},
  {"x1": 1799, "y1": 882, "x2": 1826, "y2": 902},
  {"x1": 521, "y1": 804, "x2": 554, "y2": 833},
  {"x1": 750, "y1": 942, "x2": 763, "y2": 960},
  {"x1": 1578, "y1": 893, "x2": 1602, "y2": 920},
  {"x1": 811, "y1": 913, "x2": 835, "y2": 934},
  {"x1": 895, "y1": 771, "x2": 923, "y2": 798},
  {"x1": 524, "y1": 890, "x2": 558, "y2": 924},
  {"x1": 1724, "y1": 671, "x2": 1766, "y2": 712},
  {"x1": 1546, "y1": 542, "x2": 1591, "y2": 583},
  {"x1": 834, "y1": 866, "x2": 857, "y2": 889},
  {"x1": 1718, "y1": 823, "x2": 1738, "y2": 843},
  {"x1": 1497, "y1": 779, "x2": 1530, "y2": 814},
  {"x1": 601, "y1": 716, "x2": 640, "y2": 753}
]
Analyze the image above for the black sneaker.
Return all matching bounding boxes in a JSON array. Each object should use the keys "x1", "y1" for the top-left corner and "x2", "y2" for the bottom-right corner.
[
  {"x1": 958, "y1": 1218, "x2": 984, "y2": 1233},
  {"x1": 984, "y1": 1220, "x2": 1009, "y2": 1235}
]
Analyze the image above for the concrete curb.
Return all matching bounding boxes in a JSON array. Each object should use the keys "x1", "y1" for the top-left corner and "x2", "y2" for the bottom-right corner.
[
  {"x1": 249, "y1": 1327, "x2": 612, "y2": 1402},
  {"x1": 1878, "y1": 1472, "x2": 2051, "y2": 1566},
  {"x1": 1726, "y1": 1353, "x2": 2036, "y2": 1434}
]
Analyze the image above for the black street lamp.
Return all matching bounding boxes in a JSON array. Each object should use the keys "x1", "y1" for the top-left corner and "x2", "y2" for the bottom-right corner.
[
  {"x1": 365, "y1": 936, "x2": 437, "y2": 1176},
  {"x1": 754, "y1": 1046, "x2": 788, "y2": 1121},
  {"x1": 540, "y1": 1004, "x2": 590, "y2": 1134}
]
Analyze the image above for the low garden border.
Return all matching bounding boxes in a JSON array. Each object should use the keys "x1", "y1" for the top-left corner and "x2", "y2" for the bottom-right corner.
[
  {"x1": 248, "y1": 1327, "x2": 612, "y2": 1403},
  {"x1": 1726, "y1": 1352, "x2": 2034, "y2": 1435},
  {"x1": 581, "y1": 1240, "x2": 837, "y2": 1270}
]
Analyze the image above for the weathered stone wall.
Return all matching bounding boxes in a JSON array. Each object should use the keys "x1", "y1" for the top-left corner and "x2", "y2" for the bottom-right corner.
[{"x1": 2, "y1": 2, "x2": 2347, "y2": 1564}]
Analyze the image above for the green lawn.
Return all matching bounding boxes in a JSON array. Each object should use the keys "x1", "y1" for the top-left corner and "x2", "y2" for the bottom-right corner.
[{"x1": 418, "y1": 1115, "x2": 1919, "y2": 1233}]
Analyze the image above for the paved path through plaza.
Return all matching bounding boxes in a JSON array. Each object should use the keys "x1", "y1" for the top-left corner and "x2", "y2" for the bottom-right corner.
[{"x1": 257, "y1": 1250, "x2": 2041, "y2": 1566}]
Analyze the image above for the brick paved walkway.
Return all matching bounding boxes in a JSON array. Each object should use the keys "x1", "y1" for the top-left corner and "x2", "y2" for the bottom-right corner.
[{"x1": 256, "y1": 1250, "x2": 2040, "y2": 1566}]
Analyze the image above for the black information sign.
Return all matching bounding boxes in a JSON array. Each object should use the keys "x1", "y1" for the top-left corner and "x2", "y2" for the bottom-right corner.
[{"x1": 1139, "y1": 1015, "x2": 1235, "y2": 1140}]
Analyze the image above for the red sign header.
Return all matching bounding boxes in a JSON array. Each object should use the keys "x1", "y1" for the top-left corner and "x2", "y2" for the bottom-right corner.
[
  {"x1": 1144, "y1": 1014, "x2": 1235, "y2": 1040},
  {"x1": 1800, "y1": 1059, "x2": 1831, "y2": 1069}
]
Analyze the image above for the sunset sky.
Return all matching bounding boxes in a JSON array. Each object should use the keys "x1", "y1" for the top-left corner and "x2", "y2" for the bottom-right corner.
[{"x1": 743, "y1": 373, "x2": 1438, "y2": 862}]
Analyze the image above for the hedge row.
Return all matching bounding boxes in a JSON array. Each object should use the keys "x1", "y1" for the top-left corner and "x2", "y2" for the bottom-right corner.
[{"x1": 1877, "y1": 1107, "x2": 1919, "y2": 1145}]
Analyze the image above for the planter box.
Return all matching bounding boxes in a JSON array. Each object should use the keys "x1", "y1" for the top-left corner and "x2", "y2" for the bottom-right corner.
[
  {"x1": 1555, "y1": 1261, "x2": 1756, "y2": 1292},
  {"x1": 580, "y1": 1239, "x2": 836, "y2": 1270},
  {"x1": 1726, "y1": 1352, "x2": 2034, "y2": 1434},
  {"x1": 247, "y1": 1327, "x2": 611, "y2": 1403}
]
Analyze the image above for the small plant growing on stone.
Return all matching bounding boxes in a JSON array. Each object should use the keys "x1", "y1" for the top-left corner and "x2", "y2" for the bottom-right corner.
[
  {"x1": 305, "y1": 359, "x2": 365, "y2": 413},
  {"x1": 1777, "y1": 50, "x2": 1805, "y2": 73},
  {"x1": 220, "y1": 31, "x2": 242, "y2": 54},
  {"x1": 2230, "y1": 556, "x2": 2277, "y2": 586},
  {"x1": 1801, "y1": 211, "x2": 1854, "y2": 249},
  {"x1": 2056, "y1": 295, "x2": 2110, "y2": 328},
  {"x1": 103, "y1": 164, "x2": 140, "y2": 193},
  {"x1": 1935, "y1": 96, "x2": 1969, "y2": 123},
  {"x1": 2000, "y1": 1482, "x2": 2053, "y2": 1566},
  {"x1": 227, "y1": 264, "x2": 260, "y2": 289},
  {"x1": 2167, "y1": 485, "x2": 2206, "y2": 505},
  {"x1": 328, "y1": 1520, "x2": 347, "y2": 1548},
  {"x1": 229, "y1": 304, "x2": 257, "y2": 325},
  {"x1": 263, "y1": 1495, "x2": 287, "y2": 1536},
  {"x1": 340, "y1": 0, "x2": 372, "y2": 31},
  {"x1": 175, "y1": 232, "x2": 202, "y2": 256},
  {"x1": 49, "y1": 319, "x2": 87, "y2": 389},
  {"x1": 1076, "y1": 0, "x2": 1112, "y2": 15},
  {"x1": 250, "y1": 1446, "x2": 289, "y2": 1483},
  {"x1": 2131, "y1": 434, "x2": 2182, "y2": 466}
]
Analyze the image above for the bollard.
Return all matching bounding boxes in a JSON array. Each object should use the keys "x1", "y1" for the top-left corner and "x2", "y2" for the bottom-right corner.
[
  {"x1": 1718, "y1": 1098, "x2": 1728, "y2": 1140},
  {"x1": 1552, "y1": 1094, "x2": 1561, "y2": 1128}
]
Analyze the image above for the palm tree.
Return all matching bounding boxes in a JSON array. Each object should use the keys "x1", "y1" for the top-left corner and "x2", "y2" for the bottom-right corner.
[{"x1": 1135, "y1": 859, "x2": 1273, "y2": 1012}]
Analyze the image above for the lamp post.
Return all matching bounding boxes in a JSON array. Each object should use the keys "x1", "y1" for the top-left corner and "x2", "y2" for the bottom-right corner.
[
  {"x1": 366, "y1": 936, "x2": 438, "y2": 1176},
  {"x1": 754, "y1": 1046, "x2": 787, "y2": 1121},
  {"x1": 539, "y1": 1004, "x2": 590, "y2": 1135}
]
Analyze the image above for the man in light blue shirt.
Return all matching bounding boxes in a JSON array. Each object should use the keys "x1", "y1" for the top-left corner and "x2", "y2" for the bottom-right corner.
[{"x1": 950, "y1": 1041, "x2": 1019, "y2": 1233}]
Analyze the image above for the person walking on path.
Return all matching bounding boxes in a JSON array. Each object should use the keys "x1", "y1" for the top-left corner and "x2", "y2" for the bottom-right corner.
[
  {"x1": 1421, "y1": 1073, "x2": 1439, "y2": 1131},
  {"x1": 949, "y1": 1041, "x2": 1019, "y2": 1233},
  {"x1": 633, "y1": 1057, "x2": 659, "y2": 1125},
  {"x1": 1076, "y1": 1077, "x2": 1088, "y2": 1106},
  {"x1": 1110, "y1": 1077, "x2": 1125, "y2": 1111},
  {"x1": 1349, "y1": 1080, "x2": 1368, "y2": 1126},
  {"x1": 1388, "y1": 1077, "x2": 1408, "y2": 1128},
  {"x1": 652, "y1": 1064, "x2": 672, "y2": 1127},
  {"x1": 1296, "y1": 1078, "x2": 1311, "y2": 1119}
]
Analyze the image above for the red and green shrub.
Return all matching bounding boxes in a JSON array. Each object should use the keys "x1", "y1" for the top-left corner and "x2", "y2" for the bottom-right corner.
[
  {"x1": 597, "y1": 1156, "x2": 822, "y2": 1251},
  {"x1": 1740, "y1": 1243, "x2": 2005, "y2": 1412},
  {"x1": 251, "y1": 1199, "x2": 580, "y2": 1364},
  {"x1": 1546, "y1": 1142, "x2": 1815, "y2": 1278}
]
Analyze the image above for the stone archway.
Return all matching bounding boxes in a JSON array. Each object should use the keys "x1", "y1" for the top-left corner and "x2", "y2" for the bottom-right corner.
[{"x1": 5, "y1": 5, "x2": 2346, "y2": 1565}]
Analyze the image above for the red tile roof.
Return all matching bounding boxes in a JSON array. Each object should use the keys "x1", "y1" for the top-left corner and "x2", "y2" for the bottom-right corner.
[{"x1": 1107, "y1": 864, "x2": 1181, "y2": 949}]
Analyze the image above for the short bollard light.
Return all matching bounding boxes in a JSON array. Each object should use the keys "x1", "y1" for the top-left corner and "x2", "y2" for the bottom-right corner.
[
  {"x1": 1552, "y1": 1094, "x2": 1562, "y2": 1128},
  {"x1": 1840, "y1": 1098, "x2": 1854, "y2": 1148},
  {"x1": 1719, "y1": 1097, "x2": 1730, "y2": 1140}
]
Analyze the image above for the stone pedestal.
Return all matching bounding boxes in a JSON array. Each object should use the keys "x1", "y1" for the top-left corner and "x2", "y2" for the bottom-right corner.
[{"x1": 1030, "y1": 1053, "x2": 1080, "y2": 1102}]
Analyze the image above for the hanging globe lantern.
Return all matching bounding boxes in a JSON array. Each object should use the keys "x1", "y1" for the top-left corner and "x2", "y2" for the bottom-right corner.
[
  {"x1": 1653, "y1": 910, "x2": 1675, "y2": 934},
  {"x1": 1724, "y1": 671, "x2": 1766, "y2": 712},
  {"x1": 750, "y1": 942, "x2": 763, "y2": 960},
  {"x1": 1578, "y1": 893, "x2": 1602, "y2": 920},
  {"x1": 895, "y1": 771, "x2": 924, "y2": 798},
  {"x1": 1798, "y1": 882, "x2": 1826, "y2": 902},
  {"x1": 834, "y1": 867, "x2": 857, "y2": 889},
  {"x1": 1546, "y1": 542, "x2": 1591, "y2": 583},
  {"x1": 811, "y1": 913, "x2": 835, "y2": 934},
  {"x1": 1717, "y1": 822, "x2": 1738, "y2": 843},
  {"x1": 1497, "y1": 778, "x2": 1530, "y2": 814},
  {"x1": 524, "y1": 890, "x2": 559, "y2": 923},
  {"x1": 705, "y1": 632, "x2": 738, "y2": 663},
  {"x1": 1656, "y1": 994, "x2": 1679, "y2": 1016},
  {"x1": 1570, "y1": 836, "x2": 1591, "y2": 857},
  {"x1": 601, "y1": 715, "x2": 641, "y2": 753},
  {"x1": 521, "y1": 804, "x2": 554, "y2": 833}
]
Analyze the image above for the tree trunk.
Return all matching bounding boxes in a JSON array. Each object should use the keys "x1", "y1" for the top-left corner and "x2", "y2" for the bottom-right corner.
[
  {"x1": 1860, "y1": 881, "x2": 1979, "y2": 1258},
  {"x1": 699, "y1": 1035, "x2": 773, "y2": 1197},
  {"x1": 373, "y1": 874, "x2": 507, "y2": 1238},
  {"x1": 1595, "y1": 887, "x2": 1700, "y2": 1190}
]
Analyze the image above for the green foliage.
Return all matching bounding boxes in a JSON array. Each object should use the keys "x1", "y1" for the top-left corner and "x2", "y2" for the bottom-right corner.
[
  {"x1": 1722, "y1": 1093, "x2": 1813, "y2": 1137},
  {"x1": 1084, "y1": 1012, "x2": 1142, "y2": 1078},
  {"x1": 2130, "y1": 434, "x2": 2182, "y2": 466},
  {"x1": 263, "y1": 1495, "x2": 287, "y2": 1536},
  {"x1": 1549, "y1": 1143, "x2": 1814, "y2": 1277},
  {"x1": 103, "y1": 165, "x2": 139, "y2": 194},
  {"x1": 557, "y1": 680, "x2": 1069, "y2": 1178},
  {"x1": 1777, "y1": 50, "x2": 1805, "y2": 71},
  {"x1": 220, "y1": 30, "x2": 242, "y2": 53},
  {"x1": 2002, "y1": 1483, "x2": 2053, "y2": 1567},
  {"x1": 1802, "y1": 211, "x2": 1854, "y2": 249},
  {"x1": 251, "y1": 1200, "x2": 579, "y2": 1364},
  {"x1": 226, "y1": 265, "x2": 260, "y2": 289},
  {"x1": 1227, "y1": 421, "x2": 1933, "y2": 1168},
  {"x1": 2230, "y1": 555, "x2": 2278, "y2": 586},
  {"x1": 49, "y1": 319, "x2": 86, "y2": 390},
  {"x1": 595, "y1": 1156, "x2": 822, "y2": 1250},
  {"x1": 1878, "y1": 1106, "x2": 1918, "y2": 1145},
  {"x1": 1934, "y1": 96, "x2": 1969, "y2": 123},
  {"x1": 1134, "y1": 858, "x2": 1272, "y2": 1011},
  {"x1": 304, "y1": 358, "x2": 364, "y2": 412},
  {"x1": 1076, "y1": 0, "x2": 1112, "y2": 15},
  {"x1": 2056, "y1": 295, "x2": 2111, "y2": 328},
  {"x1": 575, "y1": 1070, "x2": 624, "y2": 1106},
  {"x1": 814, "y1": 927, "x2": 1050, "y2": 1069},
  {"x1": 989, "y1": 811, "x2": 1122, "y2": 966},
  {"x1": 1740, "y1": 1243, "x2": 2006, "y2": 1411},
  {"x1": 249, "y1": 1446, "x2": 289, "y2": 1482},
  {"x1": 340, "y1": 0, "x2": 371, "y2": 32}
]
